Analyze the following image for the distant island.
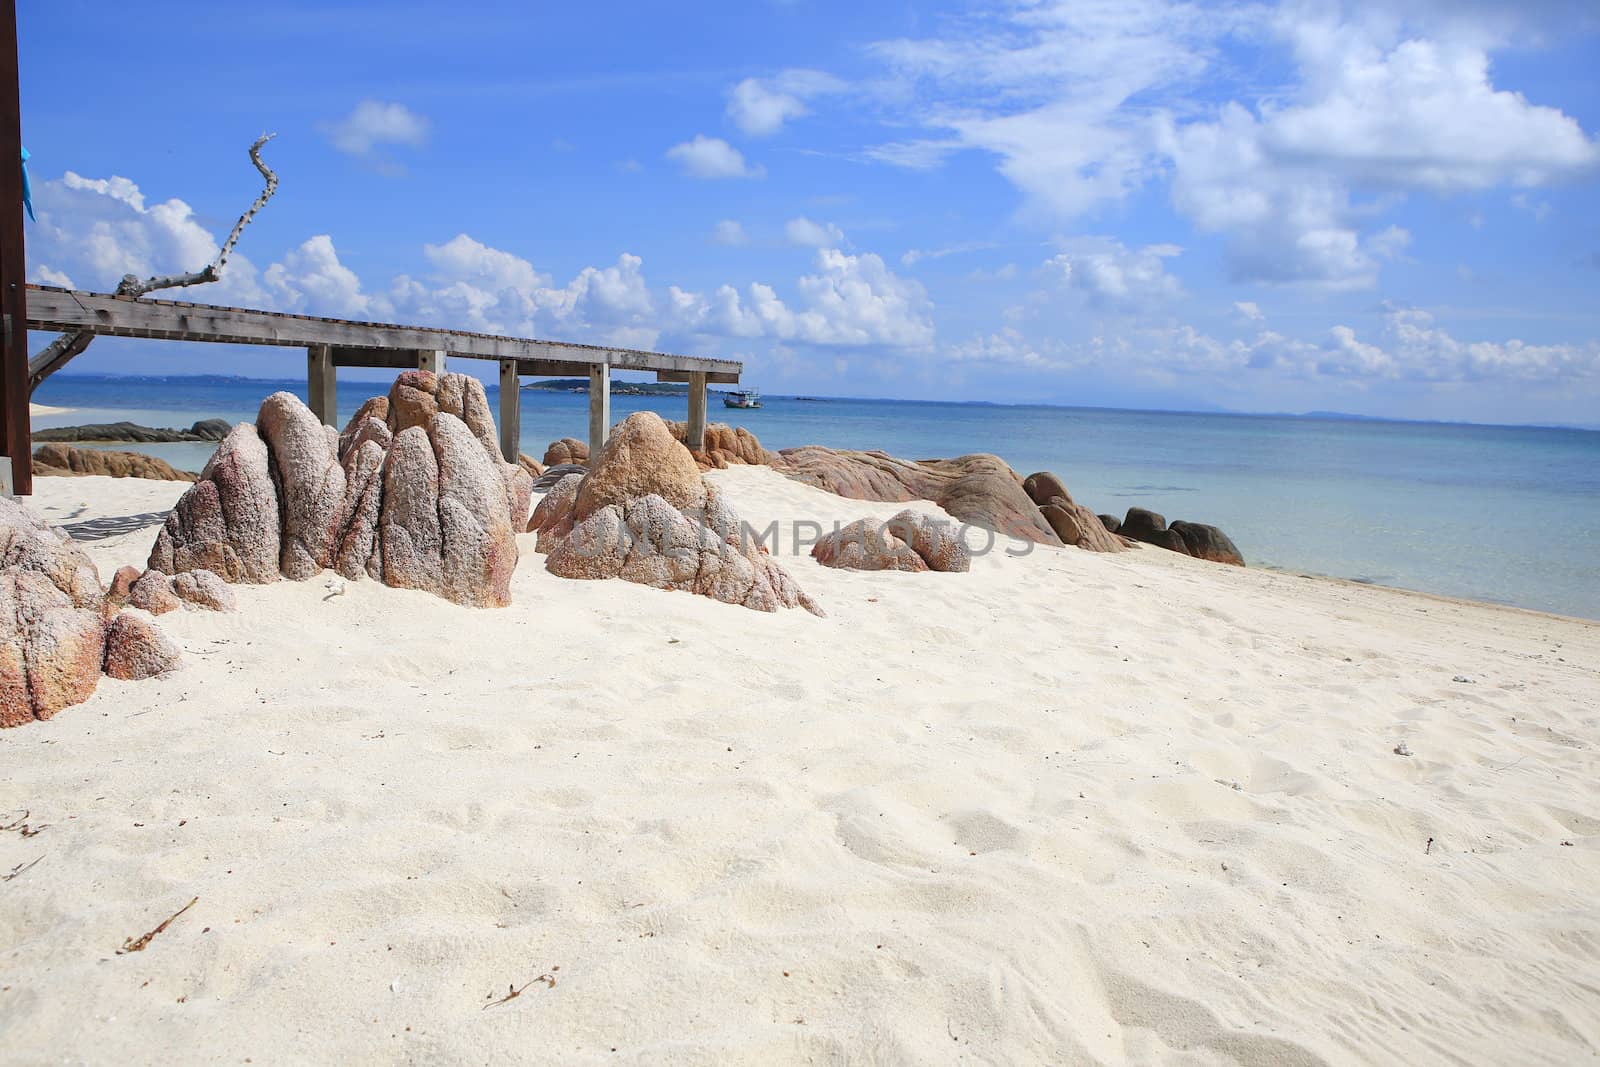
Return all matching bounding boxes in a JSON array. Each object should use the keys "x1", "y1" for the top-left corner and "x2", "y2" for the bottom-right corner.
[{"x1": 523, "y1": 378, "x2": 697, "y2": 397}]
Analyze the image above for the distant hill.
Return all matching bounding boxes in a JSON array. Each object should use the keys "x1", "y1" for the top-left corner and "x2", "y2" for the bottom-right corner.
[{"x1": 523, "y1": 378, "x2": 689, "y2": 396}]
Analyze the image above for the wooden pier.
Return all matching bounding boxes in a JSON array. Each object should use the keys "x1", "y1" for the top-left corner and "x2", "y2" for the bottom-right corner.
[{"x1": 8, "y1": 284, "x2": 739, "y2": 490}]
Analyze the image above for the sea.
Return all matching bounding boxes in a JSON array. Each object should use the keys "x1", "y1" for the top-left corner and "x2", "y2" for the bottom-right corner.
[{"x1": 29, "y1": 374, "x2": 1600, "y2": 621}]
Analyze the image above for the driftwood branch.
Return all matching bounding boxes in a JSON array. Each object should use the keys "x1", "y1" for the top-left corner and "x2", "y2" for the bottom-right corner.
[
  {"x1": 115, "y1": 133, "x2": 278, "y2": 298},
  {"x1": 29, "y1": 134, "x2": 280, "y2": 394}
]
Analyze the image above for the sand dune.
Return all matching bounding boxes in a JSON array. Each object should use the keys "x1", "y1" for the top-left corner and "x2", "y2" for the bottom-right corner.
[{"x1": 3, "y1": 469, "x2": 1598, "y2": 1064}]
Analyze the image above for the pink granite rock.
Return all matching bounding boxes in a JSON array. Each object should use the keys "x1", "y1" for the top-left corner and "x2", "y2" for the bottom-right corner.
[
  {"x1": 129, "y1": 569, "x2": 181, "y2": 615},
  {"x1": 149, "y1": 422, "x2": 281, "y2": 583},
  {"x1": 258, "y1": 391, "x2": 346, "y2": 580},
  {"x1": 103, "y1": 612, "x2": 181, "y2": 680},
  {"x1": 173, "y1": 569, "x2": 236, "y2": 612}
]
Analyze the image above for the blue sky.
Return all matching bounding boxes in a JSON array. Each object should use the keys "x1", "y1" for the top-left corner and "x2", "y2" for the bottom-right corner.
[{"x1": 18, "y1": 0, "x2": 1600, "y2": 424}]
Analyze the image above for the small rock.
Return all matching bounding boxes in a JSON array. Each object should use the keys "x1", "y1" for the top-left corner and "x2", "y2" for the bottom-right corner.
[
  {"x1": 1452, "y1": 675, "x2": 1475, "y2": 684},
  {"x1": 103, "y1": 613, "x2": 181, "y2": 680},
  {"x1": 172, "y1": 569, "x2": 237, "y2": 612},
  {"x1": 129, "y1": 570, "x2": 181, "y2": 615},
  {"x1": 1393, "y1": 741, "x2": 1412, "y2": 757}
]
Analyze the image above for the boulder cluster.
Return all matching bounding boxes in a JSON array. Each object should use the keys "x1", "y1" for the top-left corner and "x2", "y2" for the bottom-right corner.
[
  {"x1": 1021, "y1": 472, "x2": 1125, "y2": 553},
  {"x1": 1107, "y1": 507, "x2": 1244, "y2": 566},
  {"x1": 1, "y1": 495, "x2": 208, "y2": 728},
  {"x1": 811, "y1": 510, "x2": 972, "y2": 573},
  {"x1": 530, "y1": 412, "x2": 822, "y2": 615},
  {"x1": 150, "y1": 371, "x2": 533, "y2": 608}
]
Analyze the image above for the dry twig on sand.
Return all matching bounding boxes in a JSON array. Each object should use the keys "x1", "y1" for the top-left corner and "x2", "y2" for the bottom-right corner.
[
  {"x1": 117, "y1": 896, "x2": 199, "y2": 954},
  {"x1": 482, "y1": 973, "x2": 556, "y2": 1009}
]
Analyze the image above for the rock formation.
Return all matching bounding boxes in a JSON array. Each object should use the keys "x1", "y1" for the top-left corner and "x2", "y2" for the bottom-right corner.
[
  {"x1": 1021, "y1": 472, "x2": 1125, "y2": 553},
  {"x1": 667, "y1": 421, "x2": 784, "y2": 470},
  {"x1": 32, "y1": 443, "x2": 196, "y2": 481},
  {"x1": 1118, "y1": 507, "x2": 1245, "y2": 565},
  {"x1": 811, "y1": 509, "x2": 972, "y2": 573},
  {"x1": 533, "y1": 412, "x2": 822, "y2": 616},
  {"x1": 2, "y1": 496, "x2": 179, "y2": 727},
  {"x1": 35, "y1": 419, "x2": 230, "y2": 444},
  {"x1": 149, "y1": 372, "x2": 530, "y2": 608},
  {"x1": 543, "y1": 437, "x2": 588, "y2": 467},
  {"x1": 777, "y1": 447, "x2": 1063, "y2": 547}
]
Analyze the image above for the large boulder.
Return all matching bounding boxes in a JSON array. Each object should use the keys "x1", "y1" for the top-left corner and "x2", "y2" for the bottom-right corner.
[
  {"x1": 778, "y1": 447, "x2": 1062, "y2": 548},
  {"x1": 542, "y1": 437, "x2": 588, "y2": 467},
  {"x1": 333, "y1": 414, "x2": 392, "y2": 581},
  {"x1": 811, "y1": 510, "x2": 971, "y2": 573},
  {"x1": 1021, "y1": 471, "x2": 1123, "y2": 553},
  {"x1": 380, "y1": 415, "x2": 518, "y2": 608},
  {"x1": 667, "y1": 422, "x2": 784, "y2": 471},
  {"x1": 32, "y1": 443, "x2": 196, "y2": 481},
  {"x1": 575, "y1": 412, "x2": 706, "y2": 520},
  {"x1": 1170, "y1": 520, "x2": 1245, "y2": 566},
  {"x1": 1120, "y1": 507, "x2": 1168, "y2": 545},
  {"x1": 337, "y1": 395, "x2": 390, "y2": 460},
  {"x1": 538, "y1": 413, "x2": 821, "y2": 615},
  {"x1": 258, "y1": 392, "x2": 346, "y2": 581},
  {"x1": 172, "y1": 569, "x2": 237, "y2": 612},
  {"x1": 148, "y1": 422, "x2": 280, "y2": 583}
]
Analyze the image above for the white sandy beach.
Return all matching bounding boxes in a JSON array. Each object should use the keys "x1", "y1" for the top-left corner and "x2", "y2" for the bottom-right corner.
[
  {"x1": 4, "y1": 468, "x2": 1599, "y2": 1064},
  {"x1": 26, "y1": 403, "x2": 72, "y2": 417}
]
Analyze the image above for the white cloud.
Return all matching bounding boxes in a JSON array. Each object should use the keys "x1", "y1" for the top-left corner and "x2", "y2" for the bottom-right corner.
[
  {"x1": 423, "y1": 233, "x2": 549, "y2": 293},
  {"x1": 709, "y1": 219, "x2": 749, "y2": 246},
  {"x1": 666, "y1": 135, "x2": 764, "y2": 179},
  {"x1": 1045, "y1": 239, "x2": 1184, "y2": 309},
  {"x1": 321, "y1": 100, "x2": 430, "y2": 157},
  {"x1": 264, "y1": 235, "x2": 383, "y2": 319},
  {"x1": 24, "y1": 171, "x2": 267, "y2": 305},
  {"x1": 855, "y1": 0, "x2": 1599, "y2": 288},
  {"x1": 672, "y1": 248, "x2": 933, "y2": 348},
  {"x1": 1234, "y1": 301, "x2": 1264, "y2": 321},
  {"x1": 727, "y1": 69, "x2": 848, "y2": 136},
  {"x1": 784, "y1": 216, "x2": 844, "y2": 248}
]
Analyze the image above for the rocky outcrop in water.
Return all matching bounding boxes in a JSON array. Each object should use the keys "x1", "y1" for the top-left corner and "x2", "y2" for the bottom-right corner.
[
  {"x1": 149, "y1": 373, "x2": 528, "y2": 608},
  {"x1": 32, "y1": 443, "x2": 196, "y2": 481},
  {"x1": 812, "y1": 509, "x2": 972, "y2": 573},
  {"x1": 534, "y1": 412, "x2": 822, "y2": 616},
  {"x1": 35, "y1": 419, "x2": 230, "y2": 443},
  {"x1": 2, "y1": 496, "x2": 180, "y2": 727}
]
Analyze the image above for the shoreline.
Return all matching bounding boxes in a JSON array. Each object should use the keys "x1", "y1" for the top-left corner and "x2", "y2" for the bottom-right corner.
[{"x1": 28, "y1": 402, "x2": 74, "y2": 416}]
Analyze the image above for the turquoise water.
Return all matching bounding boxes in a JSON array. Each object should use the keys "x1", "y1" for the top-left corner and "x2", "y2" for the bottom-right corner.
[{"x1": 30, "y1": 374, "x2": 1600, "y2": 620}]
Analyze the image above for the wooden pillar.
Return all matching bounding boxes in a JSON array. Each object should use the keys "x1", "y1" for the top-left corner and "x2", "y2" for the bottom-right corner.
[
  {"x1": 0, "y1": 0, "x2": 30, "y2": 496},
  {"x1": 587, "y1": 363, "x2": 610, "y2": 459},
  {"x1": 417, "y1": 349, "x2": 446, "y2": 374},
  {"x1": 498, "y1": 358, "x2": 520, "y2": 462},
  {"x1": 685, "y1": 371, "x2": 707, "y2": 452},
  {"x1": 307, "y1": 345, "x2": 337, "y2": 427}
]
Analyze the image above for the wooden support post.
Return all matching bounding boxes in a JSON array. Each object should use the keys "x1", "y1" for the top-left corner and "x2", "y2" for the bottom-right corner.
[
  {"x1": 498, "y1": 358, "x2": 520, "y2": 462},
  {"x1": 417, "y1": 349, "x2": 446, "y2": 374},
  {"x1": 307, "y1": 345, "x2": 337, "y2": 427},
  {"x1": 686, "y1": 371, "x2": 707, "y2": 452},
  {"x1": 0, "y1": 0, "x2": 30, "y2": 496},
  {"x1": 588, "y1": 363, "x2": 610, "y2": 459}
]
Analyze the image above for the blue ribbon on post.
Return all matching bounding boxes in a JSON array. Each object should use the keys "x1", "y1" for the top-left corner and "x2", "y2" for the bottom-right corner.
[{"x1": 21, "y1": 145, "x2": 34, "y2": 221}]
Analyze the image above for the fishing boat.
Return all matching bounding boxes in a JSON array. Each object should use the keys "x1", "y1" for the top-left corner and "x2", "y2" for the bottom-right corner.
[{"x1": 723, "y1": 388, "x2": 763, "y2": 409}]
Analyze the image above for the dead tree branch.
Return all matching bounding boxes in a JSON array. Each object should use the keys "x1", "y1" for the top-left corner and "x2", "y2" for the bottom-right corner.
[{"x1": 29, "y1": 134, "x2": 280, "y2": 394}]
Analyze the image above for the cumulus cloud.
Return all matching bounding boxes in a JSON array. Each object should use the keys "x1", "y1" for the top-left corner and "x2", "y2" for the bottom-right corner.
[
  {"x1": 321, "y1": 100, "x2": 430, "y2": 157},
  {"x1": 264, "y1": 235, "x2": 383, "y2": 319},
  {"x1": 666, "y1": 135, "x2": 764, "y2": 179},
  {"x1": 727, "y1": 69, "x2": 848, "y2": 136},
  {"x1": 672, "y1": 249, "x2": 933, "y2": 348},
  {"x1": 784, "y1": 217, "x2": 845, "y2": 248},
  {"x1": 1045, "y1": 239, "x2": 1184, "y2": 309},
  {"x1": 24, "y1": 171, "x2": 267, "y2": 305}
]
